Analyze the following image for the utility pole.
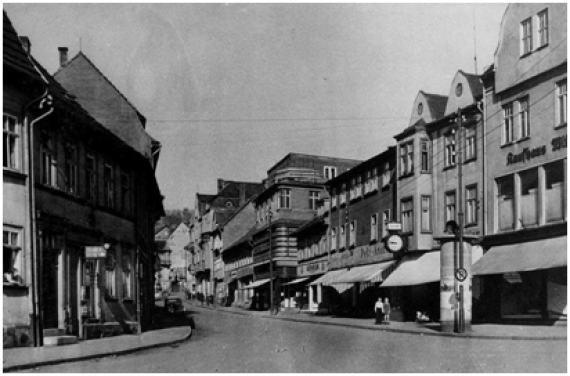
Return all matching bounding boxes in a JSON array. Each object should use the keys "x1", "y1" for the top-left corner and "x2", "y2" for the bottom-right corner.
[
  {"x1": 268, "y1": 208, "x2": 274, "y2": 314},
  {"x1": 457, "y1": 107, "x2": 465, "y2": 333}
]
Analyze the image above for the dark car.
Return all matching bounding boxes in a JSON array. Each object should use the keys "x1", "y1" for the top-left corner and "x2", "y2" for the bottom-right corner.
[{"x1": 165, "y1": 296, "x2": 185, "y2": 313}]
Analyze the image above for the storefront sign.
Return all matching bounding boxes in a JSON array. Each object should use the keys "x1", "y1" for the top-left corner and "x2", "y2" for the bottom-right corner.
[
  {"x1": 85, "y1": 246, "x2": 106, "y2": 259},
  {"x1": 298, "y1": 261, "x2": 329, "y2": 277},
  {"x1": 552, "y1": 135, "x2": 567, "y2": 152},
  {"x1": 503, "y1": 272, "x2": 522, "y2": 284},
  {"x1": 506, "y1": 145, "x2": 546, "y2": 166}
]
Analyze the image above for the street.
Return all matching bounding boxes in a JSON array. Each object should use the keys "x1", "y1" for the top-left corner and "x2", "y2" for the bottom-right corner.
[{"x1": 23, "y1": 308, "x2": 566, "y2": 373}]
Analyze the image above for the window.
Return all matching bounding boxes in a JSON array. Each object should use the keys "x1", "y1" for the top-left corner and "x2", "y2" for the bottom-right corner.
[
  {"x1": 545, "y1": 160, "x2": 565, "y2": 222},
  {"x1": 444, "y1": 131, "x2": 456, "y2": 167},
  {"x1": 65, "y1": 144, "x2": 79, "y2": 195},
  {"x1": 520, "y1": 168, "x2": 539, "y2": 227},
  {"x1": 122, "y1": 251, "x2": 132, "y2": 298},
  {"x1": 381, "y1": 165, "x2": 390, "y2": 188},
  {"x1": 355, "y1": 176, "x2": 362, "y2": 198},
  {"x1": 445, "y1": 191, "x2": 456, "y2": 224},
  {"x1": 400, "y1": 141, "x2": 413, "y2": 176},
  {"x1": 331, "y1": 228, "x2": 337, "y2": 251},
  {"x1": 503, "y1": 104, "x2": 514, "y2": 144},
  {"x1": 538, "y1": 9, "x2": 549, "y2": 48},
  {"x1": 349, "y1": 221, "x2": 356, "y2": 248},
  {"x1": 339, "y1": 184, "x2": 347, "y2": 206},
  {"x1": 420, "y1": 139, "x2": 430, "y2": 172},
  {"x1": 104, "y1": 164, "x2": 115, "y2": 208},
  {"x1": 466, "y1": 185, "x2": 478, "y2": 226},
  {"x1": 497, "y1": 175, "x2": 515, "y2": 231},
  {"x1": 121, "y1": 172, "x2": 131, "y2": 214},
  {"x1": 309, "y1": 191, "x2": 320, "y2": 210},
  {"x1": 3, "y1": 227, "x2": 22, "y2": 285},
  {"x1": 465, "y1": 126, "x2": 477, "y2": 160},
  {"x1": 401, "y1": 199, "x2": 413, "y2": 234},
  {"x1": 279, "y1": 188, "x2": 291, "y2": 209},
  {"x1": 3, "y1": 114, "x2": 20, "y2": 170},
  {"x1": 105, "y1": 252, "x2": 116, "y2": 297},
  {"x1": 370, "y1": 214, "x2": 378, "y2": 242},
  {"x1": 521, "y1": 17, "x2": 533, "y2": 55},
  {"x1": 340, "y1": 224, "x2": 346, "y2": 249},
  {"x1": 518, "y1": 97, "x2": 530, "y2": 139},
  {"x1": 41, "y1": 132, "x2": 58, "y2": 187},
  {"x1": 421, "y1": 196, "x2": 432, "y2": 232},
  {"x1": 324, "y1": 166, "x2": 337, "y2": 180},
  {"x1": 382, "y1": 210, "x2": 390, "y2": 238},
  {"x1": 86, "y1": 154, "x2": 97, "y2": 202},
  {"x1": 556, "y1": 80, "x2": 567, "y2": 127},
  {"x1": 350, "y1": 178, "x2": 356, "y2": 201},
  {"x1": 364, "y1": 171, "x2": 371, "y2": 195}
]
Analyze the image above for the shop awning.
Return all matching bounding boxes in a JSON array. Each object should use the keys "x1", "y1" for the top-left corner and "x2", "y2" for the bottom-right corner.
[
  {"x1": 238, "y1": 278, "x2": 270, "y2": 290},
  {"x1": 331, "y1": 261, "x2": 396, "y2": 284},
  {"x1": 380, "y1": 251, "x2": 440, "y2": 288},
  {"x1": 472, "y1": 236, "x2": 567, "y2": 276},
  {"x1": 282, "y1": 277, "x2": 311, "y2": 286},
  {"x1": 308, "y1": 269, "x2": 348, "y2": 286}
]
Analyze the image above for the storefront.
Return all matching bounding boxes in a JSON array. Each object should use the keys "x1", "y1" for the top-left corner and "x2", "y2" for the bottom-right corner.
[{"x1": 473, "y1": 236, "x2": 567, "y2": 322}]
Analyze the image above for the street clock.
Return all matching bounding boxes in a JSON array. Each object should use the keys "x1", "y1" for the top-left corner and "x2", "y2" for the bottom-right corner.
[{"x1": 385, "y1": 233, "x2": 405, "y2": 253}]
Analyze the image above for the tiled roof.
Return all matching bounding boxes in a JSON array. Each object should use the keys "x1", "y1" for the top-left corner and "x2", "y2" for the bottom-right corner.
[
  {"x1": 3, "y1": 11, "x2": 42, "y2": 80},
  {"x1": 461, "y1": 71, "x2": 484, "y2": 98},
  {"x1": 423, "y1": 93, "x2": 448, "y2": 120},
  {"x1": 222, "y1": 227, "x2": 257, "y2": 253}
]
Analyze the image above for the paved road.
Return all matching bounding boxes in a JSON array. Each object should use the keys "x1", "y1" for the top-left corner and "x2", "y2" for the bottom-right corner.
[{"x1": 24, "y1": 308, "x2": 566, "y2": 373}]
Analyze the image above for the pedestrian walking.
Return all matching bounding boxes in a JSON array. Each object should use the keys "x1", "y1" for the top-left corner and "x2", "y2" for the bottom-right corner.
[
  {"x1": 382, "y1": 298, "x2": 391, "y2": 325},
  {"x1": 374, "y1": 297, "x2": 383, "y2": 324}
]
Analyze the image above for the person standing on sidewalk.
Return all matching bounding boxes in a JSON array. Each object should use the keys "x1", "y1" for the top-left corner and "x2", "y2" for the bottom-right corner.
[
  {"x1": 382, "y1": 298, "x2": 391, "y2": 325},
  {"x1": 374, "y1": 297, "x2": 383, "y2": 324}
]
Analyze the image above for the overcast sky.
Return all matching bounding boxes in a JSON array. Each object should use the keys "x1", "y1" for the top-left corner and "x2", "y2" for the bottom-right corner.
[{"x1": 5, "y1": 3, "x2": 507, "y2": 210}]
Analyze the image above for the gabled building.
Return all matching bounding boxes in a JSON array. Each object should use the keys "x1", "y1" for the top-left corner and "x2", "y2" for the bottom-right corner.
[
  {"x1": 3, "y1": 11, "x2": 49, "y2": 348},
  {"x1": 251, "y1": 153, "x2": 361, "y2": 311},
  {"x1": 475, "y1": 3, "x2": 567, "y2": 323}
]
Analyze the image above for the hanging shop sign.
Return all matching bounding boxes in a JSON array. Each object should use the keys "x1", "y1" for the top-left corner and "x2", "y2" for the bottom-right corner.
[{"x1": 85, "y1": 246, "x2": 106, "y2": 259}]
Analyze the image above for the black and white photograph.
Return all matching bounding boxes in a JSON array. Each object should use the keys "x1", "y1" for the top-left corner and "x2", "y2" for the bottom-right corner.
[{"x1": 2, "y1": 2, "x2": 567, "y2": 373}]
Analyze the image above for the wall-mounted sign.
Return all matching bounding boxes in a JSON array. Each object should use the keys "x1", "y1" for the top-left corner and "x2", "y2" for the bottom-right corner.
[
  {"x1": 506, "y1": 145, "x2": 546, "y2": 165},
  {"x1": 552, "y1": 135, "x2": 567, "y2": 152},
  {"x1": 85, "y1": 246, "x2": 106, "y2": 259},
  {"x1": 386, "y1": 222, "x2": 402, "y2": 231}
]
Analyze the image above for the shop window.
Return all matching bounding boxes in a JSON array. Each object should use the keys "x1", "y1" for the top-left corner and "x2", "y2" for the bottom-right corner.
[
  {"x1": 520, "y1": 168, "x2": 539, "y2": 226},
  {"x1": 421, "y1": 196, "x2": 432, "y2": 232},
  {"x1": 3, "y1": 227, "x2": 22, "y2": 285},
  {"x1": 3, "y1": 114, "x2": 20, "y2": 171},
  {"x1": 401, "y1": 199, "x2": 413, "y2": 234},
  {"x1": 41, "y1": 131, "x2": 58, "y2": 187},
  {"x1": 122, "y1": 251, "x2": 132, "y2": 299},
  {"x1": 545, "y1": 160, "x2": 565, "y2": 222},
  {"x1": 465, "y1": 185, "x2": 478, "y2": 226},
  {"x1": 445, "y1": 191, "x2": 456, "y2": 224},
  {"x1": 501, "y1": 271, "x2": 542, "y2": 318},
  {"x1": 555, "y1": 80, "x2": 567, "y2": 127},
  {"x1": 497, "y1": 175, "x2": 515, "y2": 231}
]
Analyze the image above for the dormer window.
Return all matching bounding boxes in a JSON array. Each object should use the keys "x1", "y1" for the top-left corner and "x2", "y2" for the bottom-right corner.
[
  {"x1": 538, "y1": 9, "x2": 549, "y2": 48},
  {"x1": 324, "y1": 166, "x2": 337, "y2": 180},
  {"x1": 521, "y1": 17, "x2": 533, "y2": 55}
]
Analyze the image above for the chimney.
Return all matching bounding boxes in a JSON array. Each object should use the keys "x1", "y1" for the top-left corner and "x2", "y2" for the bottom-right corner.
[
  {"x1": 19, "y1": 37, "x2": 31, "y2": 54},
  {"x1": 58, "y1": 47, "x2": 68, "y2": 68}
]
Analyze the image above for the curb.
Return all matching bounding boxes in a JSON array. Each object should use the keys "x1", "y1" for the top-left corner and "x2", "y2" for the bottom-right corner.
[
  {"x1": 3, "y1": 327, "x2": 192, "y2": 373},
  {"x1": 192, "y1": 305, "x2": 566, "y2": 341}
]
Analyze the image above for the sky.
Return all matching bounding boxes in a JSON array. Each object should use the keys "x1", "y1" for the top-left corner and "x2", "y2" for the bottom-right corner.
[{"x1": 4, "y1": 3, "x2": 508, "y2": 210}]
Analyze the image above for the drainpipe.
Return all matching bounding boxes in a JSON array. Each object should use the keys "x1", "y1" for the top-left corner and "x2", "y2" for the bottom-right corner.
[{"x1": 24, "y1": 90, "x2": 53, "y2": 347}]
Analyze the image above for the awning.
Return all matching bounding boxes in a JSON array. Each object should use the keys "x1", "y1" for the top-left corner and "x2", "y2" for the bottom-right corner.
[
  {"x1": 308, "y1": 269, "x2": 348, "y2": 286},
  {"x1": 472, "y1": 236, "x2": 567, "y2": 276},
  {"x1": 381, "y1": 251, "x2": 440, "y2": 288},
  {"x1": 238, "y1": 278, "x2": 270, "y2": 290},
  {"x1": 282, "y1": 277, "x2": 310, "y2": 286},
  {"x1": 331, "y1": 261, "x2": 396, "y2": 284}
]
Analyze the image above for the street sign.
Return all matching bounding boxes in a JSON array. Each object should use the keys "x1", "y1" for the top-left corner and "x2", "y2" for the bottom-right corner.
[
  {"x1": 85, "y1": 246, "x2": 106, "y2": 259},
  {"x1": 386, "y1": 222, "x2": 402, "y2": 231},
  {"x1": 455, "y1": 268, "x2": 468, "y2": 282}
]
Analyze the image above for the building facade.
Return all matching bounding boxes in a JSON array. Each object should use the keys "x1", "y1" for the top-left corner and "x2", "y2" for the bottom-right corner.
[
  {"x1": 251, "y1": 153, "x2": 361, "y2": 311},
  {"x1": 475, "y1": 3, "x2": 567, "y2": 323}
]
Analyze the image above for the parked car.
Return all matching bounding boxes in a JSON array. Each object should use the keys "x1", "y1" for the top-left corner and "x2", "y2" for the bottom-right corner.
[{"x1": 165, "y1": 296, "x2": 185, "y2": 313}]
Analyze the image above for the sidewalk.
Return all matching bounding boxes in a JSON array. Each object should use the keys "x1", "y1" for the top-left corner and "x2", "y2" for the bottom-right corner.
[
  {"x1": 3, "y1": 325, "x2": 192, "y2": 372},
  {"x1": 189, "y1": 302, "x2": 567, "y2": 341}
]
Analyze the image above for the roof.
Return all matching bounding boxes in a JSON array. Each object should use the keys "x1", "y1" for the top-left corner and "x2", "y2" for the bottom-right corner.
[
  {"x1": 3, "y1": 11, "x2": 42, "y2": 81},
  {"x1": 394, "y1": 118, "x2": 427, "y2": 141},
  {"x1": 423, "y1": 92, "x2": 448, "y2": 120},
  {"x1": 55, "y1": 52, "x2": 146, "y2": 126},
  {"x1": 291, "y1": 215, "x2": 326, "y2": 237},
  {"x1": 267, "y1": 152, "x2": 362, "y2": 174},
  {"x1": 326, "y1": 146, "x2": 396, "y2": 185},
  {"x1": 460, "y1": 70, "x2": 484, "y2": 99},
  {"x1": 222, "y1": 227, "x2": 257, "y2": 253},
  {"x1": 218, "y1": 194, "x2": 259, "y2": 228},
  {"x1": 196, "y1": 194, "x2": 217, "y2": 204}
]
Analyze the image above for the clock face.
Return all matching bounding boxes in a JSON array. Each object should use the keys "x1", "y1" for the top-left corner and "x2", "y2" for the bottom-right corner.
[{"x1": 385, "y1": 234, "x2": 404, "y2": 253}]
